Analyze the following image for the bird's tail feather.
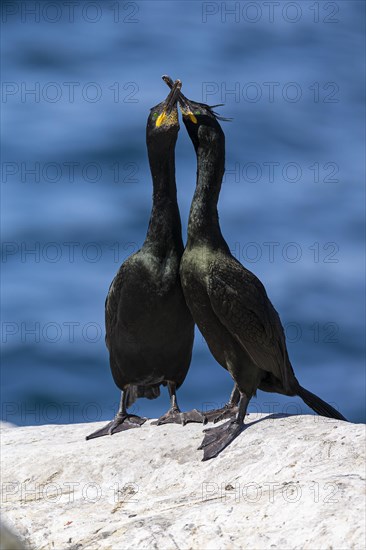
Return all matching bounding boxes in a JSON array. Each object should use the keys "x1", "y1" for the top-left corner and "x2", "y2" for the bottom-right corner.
[
  {"x1": 126, "y1": 384, "x2": 160, "y2": 408},
  {"x1": 296, "y1": 384, "x2": 347, "y2": 421}
]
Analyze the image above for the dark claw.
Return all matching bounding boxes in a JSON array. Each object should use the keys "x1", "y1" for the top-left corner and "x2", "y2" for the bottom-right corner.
[
  {"x1": 198, "y1": 419, "x2": 245, "y2": 461},
  {"x1": 86, "y1": 415, "x2": 146, "y2": 440}
]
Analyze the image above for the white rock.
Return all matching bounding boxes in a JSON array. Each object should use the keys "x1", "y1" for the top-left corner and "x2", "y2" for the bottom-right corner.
[{"x1": 1, "y1": 414, "x2": 365, "y2": 550}]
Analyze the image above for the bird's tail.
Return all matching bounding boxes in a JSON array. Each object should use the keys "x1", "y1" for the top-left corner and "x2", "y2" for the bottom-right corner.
[
  {"x1": 126, "y1": 384, "x2": 161, "y2": 408},
  {"x1": 296, "y1": 384, "x2": 347, "y2": 421}
]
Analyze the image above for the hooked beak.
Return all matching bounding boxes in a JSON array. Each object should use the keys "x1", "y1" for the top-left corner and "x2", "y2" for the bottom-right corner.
[
  {"x1": 155, "y1": 79, "x2": 182, "y2": 128},
  {"x1": 162, "y1": 75, "x2": 198, "y2": 124}
]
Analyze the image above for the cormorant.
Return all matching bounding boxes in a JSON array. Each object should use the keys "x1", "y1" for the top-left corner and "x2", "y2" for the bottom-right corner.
[
  {"x1": 86, "y1": 80, "x2": 203, "y2": 440},
  {"x1": 163, "y1": 76, "x2": 347, "y2": 461}
]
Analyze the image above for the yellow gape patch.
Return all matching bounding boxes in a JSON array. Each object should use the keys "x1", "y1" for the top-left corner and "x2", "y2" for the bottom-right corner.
[
  {"x1": 187, "y1": 113, "x2": 198, "y2": 124},
  {"x1": 155, "y1": 110, "x2": 178, "y2": 128},
  {"x1": 155, "y1": 112, "x2": 167, "y2": 127}
]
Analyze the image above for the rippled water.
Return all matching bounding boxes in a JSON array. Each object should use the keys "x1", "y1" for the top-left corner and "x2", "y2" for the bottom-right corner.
[{"x1": 2, "y1": 1, "x2": 365, "y2": 426}]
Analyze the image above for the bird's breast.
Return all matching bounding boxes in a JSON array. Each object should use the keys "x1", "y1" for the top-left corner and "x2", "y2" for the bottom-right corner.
[
  {"x1": 180, "y1": 246, "x2": 215, "y2": 311},
  {"x1": 181, "y1": 247, "x2": 210, "y2": 283}
]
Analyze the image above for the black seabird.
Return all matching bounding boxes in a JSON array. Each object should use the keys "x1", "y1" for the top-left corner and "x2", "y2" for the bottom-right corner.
[
  {"x1": 163, "y1": 76, "x2": 347, "y2": 461},
  {"x1": 86, "y1": 80, "x2": 203, "y2": 440}
]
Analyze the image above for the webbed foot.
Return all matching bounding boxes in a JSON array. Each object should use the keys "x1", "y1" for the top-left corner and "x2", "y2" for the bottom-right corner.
[
  {"x1": 198, "y1": 419, "x2": 245, "y2": 461},
  {"x1": 86, "y1": 414, "x2": 146, "y2": 440},
  {"x1": 152, "y1": 408, "x2": 182, "y2": 426},
  {"x1": 180, "y1": 408, "x2": 205, "y2": 425},
  {"x1": 152, "y1": 408, "x2": 205, "y2": 426},
  {"x1": 203, "y1": 404, "x2": 239, "y2": 424}
]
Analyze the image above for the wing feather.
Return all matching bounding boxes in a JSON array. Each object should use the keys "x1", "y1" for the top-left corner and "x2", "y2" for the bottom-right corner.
[{"x1": 208, "y1": 258, "x2": 292, "y2": 389}]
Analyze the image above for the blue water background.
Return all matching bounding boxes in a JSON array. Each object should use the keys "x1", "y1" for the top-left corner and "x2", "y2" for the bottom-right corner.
[{"x1": 1, "y1": 1, "x2": 365, "y2": 426}]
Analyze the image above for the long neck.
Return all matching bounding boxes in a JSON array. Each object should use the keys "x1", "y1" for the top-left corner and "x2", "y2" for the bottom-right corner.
[
  {"x1": 187, "y1": 138, "x2": 228, "y2": 249},
  {"x1": 144, "y1": 139, "x2": 183, "y2": 254}
]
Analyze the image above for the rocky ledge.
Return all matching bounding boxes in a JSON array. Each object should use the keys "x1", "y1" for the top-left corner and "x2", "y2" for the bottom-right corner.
[{"x1": 1, "y1": 414, "x2": 365, "y2": 550}]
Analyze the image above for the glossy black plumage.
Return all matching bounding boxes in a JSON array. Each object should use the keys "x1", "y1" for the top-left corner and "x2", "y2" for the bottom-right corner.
[
  {"x1": 162, "y1": 77, "x2": 347, "y2": 459},
  {"x1": 86, "y1": 81, "x2": 202, "y2": 440}
]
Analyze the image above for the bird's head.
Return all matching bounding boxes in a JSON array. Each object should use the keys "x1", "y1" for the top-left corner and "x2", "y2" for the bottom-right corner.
[
  {"x1": 162, "y1": 75, "x2": 228, "y2": 152},
  {"x1": 146, "y1": 79, "x2": 181, "y2": 145},
  {"x1": 180, "y1": 98, "x2": 225, "y2": 152}
]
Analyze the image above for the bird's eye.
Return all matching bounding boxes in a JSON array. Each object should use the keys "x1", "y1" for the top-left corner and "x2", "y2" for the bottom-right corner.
[
  {"x1": 152, "y1": 112, "x2": 158, "y2": 120},
  {"x1": 194, "y1": 110, "x2": 201, "y2": 115}
]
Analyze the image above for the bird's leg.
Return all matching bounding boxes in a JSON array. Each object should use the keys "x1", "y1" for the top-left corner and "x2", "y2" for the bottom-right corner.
[
  {"x1": 203, "y1": 384, "x2": 240, "y2": 424},
  {"x1": 152, "y1": 382, "x2": 181, "y2": 425},
  {"x1": 86, "y1": 390, "x2": 146, "y2": 440},
  {"x1": 198, "y1": 393, "x2": 250, "y2": 461},
  {"x1": 152, "y1": 382, "x2": 205, "y2": 426}
]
